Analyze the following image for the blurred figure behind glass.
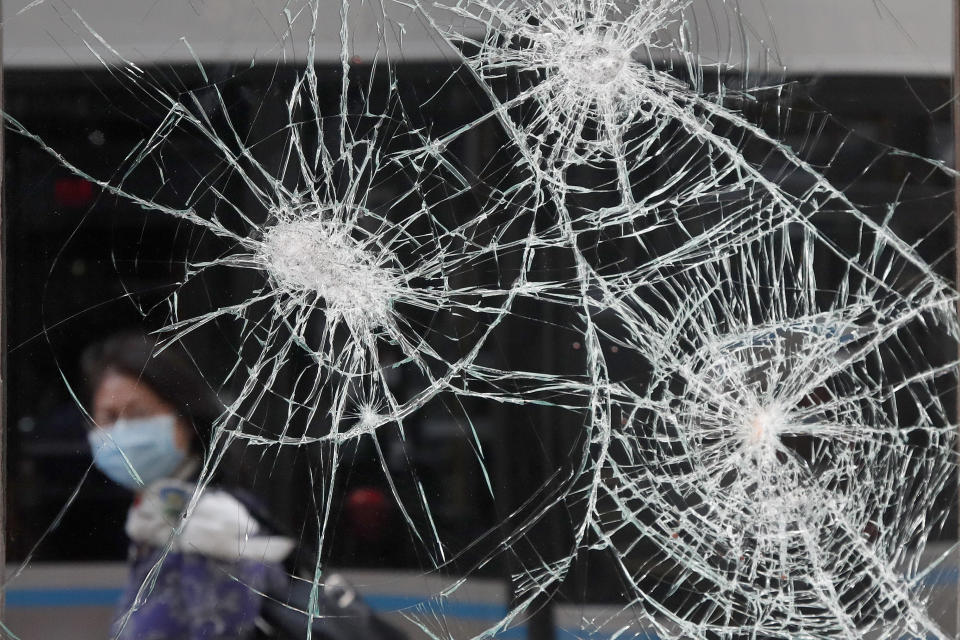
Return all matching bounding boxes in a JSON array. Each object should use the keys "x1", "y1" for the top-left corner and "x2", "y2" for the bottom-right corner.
[{"x1": 82, "y1": 331, "x2": 293, "y2": 640}]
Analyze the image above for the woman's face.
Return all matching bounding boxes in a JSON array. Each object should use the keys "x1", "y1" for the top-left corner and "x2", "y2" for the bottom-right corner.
[{"x1": 92, "y1": 369, "x2": 192, "y2": 453}]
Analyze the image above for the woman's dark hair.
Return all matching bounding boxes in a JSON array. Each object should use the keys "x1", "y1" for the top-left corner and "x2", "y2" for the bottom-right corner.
[{"x1": 81, "y1": 331, "x2": 222, "y2": 455}]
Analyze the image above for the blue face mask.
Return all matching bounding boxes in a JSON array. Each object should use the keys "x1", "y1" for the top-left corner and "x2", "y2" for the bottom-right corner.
[{"x1": 87, "y1": 414, "x2": 186, "y2": 490}]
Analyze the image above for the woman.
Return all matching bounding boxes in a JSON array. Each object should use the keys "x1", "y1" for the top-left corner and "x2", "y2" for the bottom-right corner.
[{"x1": 83, "y1": 332, "x2": 294, "y2": 640}]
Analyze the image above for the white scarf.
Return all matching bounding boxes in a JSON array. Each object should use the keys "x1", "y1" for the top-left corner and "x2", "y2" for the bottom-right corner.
[{"x1": 125, "y1": 470, "x2": 294, "y2": 564}]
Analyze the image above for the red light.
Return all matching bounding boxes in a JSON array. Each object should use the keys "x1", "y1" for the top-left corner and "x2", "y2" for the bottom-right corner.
[
  {"x1": 54, "y1": 178, "x2": 95, "y2": 208},
  {"x1": 345, "y1": 487, "x2": 391, "y2": 542}
]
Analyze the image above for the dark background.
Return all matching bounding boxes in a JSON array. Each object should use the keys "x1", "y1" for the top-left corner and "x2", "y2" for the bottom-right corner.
[{"x1": 4, "y1": 63, "x2": 954, "y2": 616}]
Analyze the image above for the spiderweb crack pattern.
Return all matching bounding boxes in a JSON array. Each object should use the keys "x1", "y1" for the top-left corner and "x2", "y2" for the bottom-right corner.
[
  {"x1": 6, "y1": 1, "x2": 523, "y2": 627},
  {"x1": 585, "y1": 231, "x2": 959, "y2": 639},
  {"x1": 446, "y1": 0, "x2": 689, "y2": 159},
  {"x1": 412, "y1": 0, "x2": 960, "y2": 637},
  {"x1": 4, "y1": 0, "x2": 960, "y2": 638}
]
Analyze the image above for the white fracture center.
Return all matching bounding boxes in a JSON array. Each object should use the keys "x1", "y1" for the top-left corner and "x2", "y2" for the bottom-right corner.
[
  {"x1": 742, "y1": 405, "x2": 786, "y2": 453},
  {"x1": 260, "y1": 219, "x2": 395, "y2": 325}
]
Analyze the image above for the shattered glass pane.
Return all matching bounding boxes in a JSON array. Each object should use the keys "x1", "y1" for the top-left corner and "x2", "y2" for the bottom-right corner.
[{"x1": 2, "y1": 1, "x2": 958, "y2": 639}]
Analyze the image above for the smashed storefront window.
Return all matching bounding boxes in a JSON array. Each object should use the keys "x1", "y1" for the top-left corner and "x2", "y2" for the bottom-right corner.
[{"x1": 2, "y1": 1, "x2": 959, "y2": 639}]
